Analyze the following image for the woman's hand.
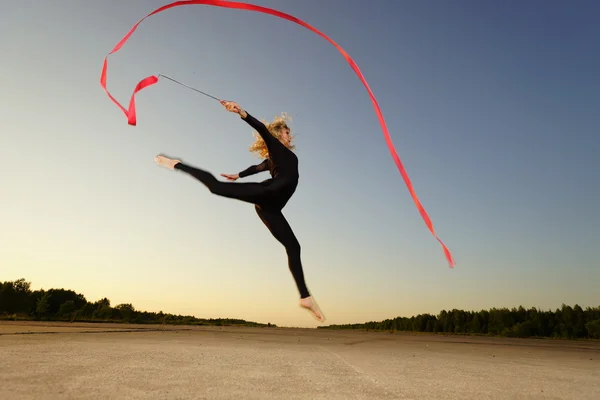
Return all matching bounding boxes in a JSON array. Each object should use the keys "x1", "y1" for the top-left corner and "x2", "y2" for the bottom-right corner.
[
  {"x1": 220, "y1": 100, "x2": 247, "y2": 118},
  {"x1": 220, "y1": 173, "x2": 239, "y2": 181},
  {"x1": 221, "y1": 100, "x2": 241, "y2": 113}
]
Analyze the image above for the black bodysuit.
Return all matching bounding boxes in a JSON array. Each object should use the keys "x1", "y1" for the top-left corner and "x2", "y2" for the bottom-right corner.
[{"x1": 174, "y1": 112, "x2": 310, "y2": 299}]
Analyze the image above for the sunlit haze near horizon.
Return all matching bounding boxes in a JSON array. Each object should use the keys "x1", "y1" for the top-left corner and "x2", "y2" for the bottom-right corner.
[{"x1": 2, "y1": 0, "x2": 599, "y2": 327}]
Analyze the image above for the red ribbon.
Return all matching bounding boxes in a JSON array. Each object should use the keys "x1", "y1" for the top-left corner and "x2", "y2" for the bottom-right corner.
[{"x1": 100, "y1": 0, "x2": 456, "y2": 267}]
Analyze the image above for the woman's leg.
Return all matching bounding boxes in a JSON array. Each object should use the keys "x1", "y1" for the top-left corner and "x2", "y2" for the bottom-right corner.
[
  {"x1": 254, "y1": 205, "x2": 309, "y2": 298},
  {"x1": 254, "y1": 205, "x2": 325, "y2": 322},
  {"x1": 156, "y1": 156, "x2": 275, "y2": 205}
]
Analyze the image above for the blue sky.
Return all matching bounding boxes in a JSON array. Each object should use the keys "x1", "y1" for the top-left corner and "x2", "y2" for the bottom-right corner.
[{"x1": 1, "y1": 0, "x2": 599, "y2": 328}]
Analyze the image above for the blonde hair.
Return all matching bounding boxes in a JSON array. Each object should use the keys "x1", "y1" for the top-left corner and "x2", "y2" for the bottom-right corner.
[{"x1": 249, "y1": 112, "x2": 295, "y2": 159}]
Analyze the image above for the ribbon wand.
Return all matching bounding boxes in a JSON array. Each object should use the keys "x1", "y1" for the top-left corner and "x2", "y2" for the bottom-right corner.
[{"x1": 158, "y1": 74, "x2": 221, "y2": 102}]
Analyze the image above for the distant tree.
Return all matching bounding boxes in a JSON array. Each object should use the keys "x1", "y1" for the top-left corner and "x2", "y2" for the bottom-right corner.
[
  {"x1": 36, "y1": 292, "x2": 51, "y2": 318},
  {"x1": 94, "y1": 305, "x2": 113, "y2": 320},
  {"x1": 0, "y1": 278, "x2": 32, "y2": 314},
  {"x1": 94, "y1": 298, "x2": 110, "y2": 308},
  {"x1": 116, "y1": 303, "x2": 136, "y2": 322},
  {"x1": 470, "y1": 313, "x2": 482, "y2": 334},
  {"x1": 44, "y1": 289, "x2": 87, "y2": 315},
  {"x1": 58, "y1": 300, "x2": 77, "y2": 320},
  {"x1": 586, "y1": 320, "x2": 600, "y2": 339}
]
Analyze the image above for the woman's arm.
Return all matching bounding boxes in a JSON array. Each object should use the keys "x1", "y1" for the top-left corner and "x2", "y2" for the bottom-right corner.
[
  {"x1": 221, "y1": 101, "x2": 276, "y2": 145},
  {"x1": 239, "y1": 159, "x2": 269, "y2": 178},
  {"x1": 239, "y1": 112, "x2": 275, "y2": 145}
]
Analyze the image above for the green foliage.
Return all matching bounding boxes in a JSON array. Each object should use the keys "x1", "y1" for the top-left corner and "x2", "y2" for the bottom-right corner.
[
  {"x1": 0, "y1": 278, "x2": 275, "y2": 328},
  {"x1": 586, "y1": 320, "x2": 600, "y2": 339},
  {"x1": 319, "y1": 304, "x2": 600, "y2": 340}
]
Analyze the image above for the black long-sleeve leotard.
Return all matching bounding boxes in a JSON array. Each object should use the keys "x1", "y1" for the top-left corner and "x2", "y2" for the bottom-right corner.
[{"x1": 172, "y1": 110, "x2": 310, "y2": 298}]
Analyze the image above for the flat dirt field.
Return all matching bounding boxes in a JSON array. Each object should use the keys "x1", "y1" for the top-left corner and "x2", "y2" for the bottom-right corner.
[{"x1": 1, "y1": 321, "x2": 599, "y2": 399}]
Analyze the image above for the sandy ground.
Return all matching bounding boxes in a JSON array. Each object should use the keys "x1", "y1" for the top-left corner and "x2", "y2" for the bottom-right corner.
[{"x1": 1, "y1": 321, "x2": 599, "y2": 399}]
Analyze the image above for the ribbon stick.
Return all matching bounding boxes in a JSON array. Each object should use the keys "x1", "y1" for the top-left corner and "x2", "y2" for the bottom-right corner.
[
  {"x1": 158, "y1": 74, "x2": 221, "y2": 101},
  {"x1": 100, "y1": 0, "x2": 456, "y2": 267}
]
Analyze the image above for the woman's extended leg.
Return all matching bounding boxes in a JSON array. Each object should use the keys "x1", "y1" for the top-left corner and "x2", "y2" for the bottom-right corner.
[
  {"x1": 156, "y1": 155, "x2": 274, "y2": 205},
  {"x1": 254, "y1": 205, "x2": 325, "y2": 322}
]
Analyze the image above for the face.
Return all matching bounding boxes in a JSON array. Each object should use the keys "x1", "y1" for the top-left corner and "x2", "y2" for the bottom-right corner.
[{"x1": 279, "y1": 125, "x2": 291, "y2": 146}]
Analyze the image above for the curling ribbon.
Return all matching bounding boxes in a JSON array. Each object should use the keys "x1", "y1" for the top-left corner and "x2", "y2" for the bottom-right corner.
[{"x1": 100, "y1": 0, "x2": 456, "y2": 267}]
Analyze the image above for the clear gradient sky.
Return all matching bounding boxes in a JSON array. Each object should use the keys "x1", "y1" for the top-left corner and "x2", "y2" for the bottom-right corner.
[{"x1": 1, "y1": 1, "x2": 599, "y2": 328}]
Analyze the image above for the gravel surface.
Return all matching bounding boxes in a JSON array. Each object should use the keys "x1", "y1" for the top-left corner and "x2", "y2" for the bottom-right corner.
[{"x1": 1, "y1": 322, "x2": 599, "y2": 399}]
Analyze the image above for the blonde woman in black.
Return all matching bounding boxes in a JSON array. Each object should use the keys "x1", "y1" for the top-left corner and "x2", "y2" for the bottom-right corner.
[{"x1": 155, "y1": 100, "x2": 325, "y2": 322}]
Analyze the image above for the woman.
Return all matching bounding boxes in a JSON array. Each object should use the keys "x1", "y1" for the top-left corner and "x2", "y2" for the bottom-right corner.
[{"x1": 154, "y1": 100, "x2": 325, "y2": 322}]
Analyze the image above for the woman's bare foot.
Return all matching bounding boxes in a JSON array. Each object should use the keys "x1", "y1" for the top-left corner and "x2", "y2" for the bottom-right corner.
[
  {"x1": 154, "y1": 155, "x2": 181, "y2": 170},
  {"x1": 299, "y1": 296, "x2": 325, "y2": 322}
]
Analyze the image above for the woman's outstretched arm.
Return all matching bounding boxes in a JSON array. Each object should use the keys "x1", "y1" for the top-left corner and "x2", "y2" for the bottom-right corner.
[
  {"x1": 221, "y1": 100, "x2": 276, "y2": 145},
  {"x1": 239, "y1": 112, "x2": 276, "y2": 146}
]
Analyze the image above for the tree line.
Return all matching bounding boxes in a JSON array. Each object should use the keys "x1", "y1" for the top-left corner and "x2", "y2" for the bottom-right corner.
[
  {"x1": 320, "y1": 304, "x2": 600, "y2": 339},
  {"x1": 4, "y1": 278, "x2": 598, "y2": 338},
  {"x1": 0, "y1": 278, "x2": 275, "y2": 327}
]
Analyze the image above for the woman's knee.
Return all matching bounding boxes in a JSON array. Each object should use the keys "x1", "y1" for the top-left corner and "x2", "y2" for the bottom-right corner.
[{"x1": 286, "y1": 240, "x2": 301, "y2": 256}]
